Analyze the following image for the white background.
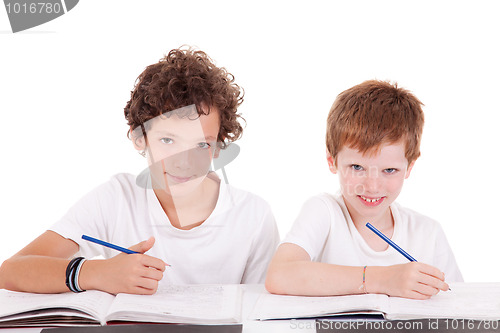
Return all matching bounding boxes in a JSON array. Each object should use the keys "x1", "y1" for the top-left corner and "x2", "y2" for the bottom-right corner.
[{"x1": 0, "y1": 1, "x2": 498, "y2": 282}]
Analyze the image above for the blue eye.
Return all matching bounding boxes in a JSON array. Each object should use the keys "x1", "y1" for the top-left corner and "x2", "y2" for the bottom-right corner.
[
  {"x1": 384, "y1": 168, "x2": 398, "y2": 174},
  {"x1": 197, "y1": 142, "x2": 211, "y2": 149},
  {"x1": 160, "y1": 138, "x2": 173, "y2": 144},
  {"x1": 351, "y1": 164, "x2": 363, "y2": 171}
]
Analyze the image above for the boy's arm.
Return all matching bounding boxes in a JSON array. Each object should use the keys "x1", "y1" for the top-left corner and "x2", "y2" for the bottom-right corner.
[
  {"x1": 0, "y1": 231, "x2": 166, "y2": 294},
  {"x1": 265, "y1": 243, "x2": 365, "y2": 296},
  {"x1": 0, "y1": 231, "x2": 79, "y2": 293},
  {"x1": 265, "y1": 243, "x2": 449, "y2": 299}
]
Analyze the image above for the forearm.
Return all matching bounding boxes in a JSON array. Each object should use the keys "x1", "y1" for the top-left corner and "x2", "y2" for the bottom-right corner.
[
  {"x1": 266, "y1": 261, "x2": 367, "y2": 296},
  {"x1": 265, "y1": 261, "x2": 448, "y2": 299},
  {"x1": 0, "y1": 255, "x2": 71, "y2": 293}
]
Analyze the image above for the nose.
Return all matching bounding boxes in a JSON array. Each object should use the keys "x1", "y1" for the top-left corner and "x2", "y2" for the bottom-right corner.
[
  {"x1": 171, "y1": 149, "x2": 192, "y2": 170},
  {"x1": 363, "y1": 171, "x2": 380, "y2": 193}
]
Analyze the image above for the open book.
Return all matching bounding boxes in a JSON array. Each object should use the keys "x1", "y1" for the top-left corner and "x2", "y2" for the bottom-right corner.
[
  {"x1": 0, "y1": 284, "x2": 242, "y2": 327},
  {"x1": 250, "y1": 283, "x2": 500, "y2": 321}
]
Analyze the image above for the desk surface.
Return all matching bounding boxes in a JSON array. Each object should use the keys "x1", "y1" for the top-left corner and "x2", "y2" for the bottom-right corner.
[
  {"x1": 2, "y1": 284, "x2": 500, "y2": 333},
  {"x1": 0, "y1": 285, "x2": 316, "y2": 333}
]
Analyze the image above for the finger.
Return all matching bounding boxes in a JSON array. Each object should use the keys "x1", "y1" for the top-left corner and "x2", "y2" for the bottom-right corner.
[
  {"x1": 414, "y1": 282, "x2": 440, "y2": 297},
  {"x1": 417, "y1": 263, "x2": 445, "y2": 281},
  {"x1": 417, "y1": 271, "x2": 449, "y2": 292},
  {"x1": 128, "y1": 237, "x2": 155, "y2": 254},
  {"x1": 140, "y1": 267, "x2": 164, "y2": 281},
  {"x1": 140, "y1": 254, "x2": 166, "y2": 272},
  {"x1": 408, "y1": 290, "x2": 433, "y2": 300},
  {"x1": 136, "y1": 278, "x2": 159, "y2": 292},
  {"x1": 131, "y1": 285, "x2": 157, "y2": 295}
]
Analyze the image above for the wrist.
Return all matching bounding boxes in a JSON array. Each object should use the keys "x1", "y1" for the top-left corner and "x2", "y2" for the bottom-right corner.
[
  {"x1": 65, "y1": 257, "x2": 86, "y2": 293},
  {"x1": 364, "y1": 266, "x2": 383, "y2": 294},
  {"x1": 78, "y1": 259, "x2": 100, "y2": 291}
]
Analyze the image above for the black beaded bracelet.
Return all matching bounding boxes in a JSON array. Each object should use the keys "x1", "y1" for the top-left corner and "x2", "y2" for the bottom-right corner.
[{"x1": 65, "y1": 257, "x2": 86, "y2": 293}]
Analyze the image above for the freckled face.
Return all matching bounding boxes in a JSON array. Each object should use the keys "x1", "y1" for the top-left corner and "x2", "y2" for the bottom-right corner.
[{"x1": 328, "y1": 141, "x2": 414, "y2": 224}]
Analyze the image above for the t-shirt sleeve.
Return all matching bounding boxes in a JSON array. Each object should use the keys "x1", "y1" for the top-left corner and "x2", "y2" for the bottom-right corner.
[
  {"x1": 49, "y1": 180, "x2": 118, "y2": 258},
  {"x1": 240, "y1": 204, "x2": 280, "y2": 284},
  {"x1": 433, "y1": 224, "x2": 464, "y2": 282},
  {"x1": 282, "y1": 196, "x2": 332, "y2": 261}
]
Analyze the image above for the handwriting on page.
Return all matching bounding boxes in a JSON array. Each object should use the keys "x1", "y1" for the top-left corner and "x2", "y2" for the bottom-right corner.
[
  {"x1": 250, "y1": 292, "x2": 388, "y2": 320},
  {"x1": 108, "y1": 284, "x2": 240, "y2": 322},
  {"x1": 387, "y1": 283, "x2": 500, "y2": 320}
]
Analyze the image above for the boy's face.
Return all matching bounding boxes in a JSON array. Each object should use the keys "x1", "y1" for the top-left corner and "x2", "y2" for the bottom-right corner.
[
  {"x1": 327, "y1": 141, "x2": 414, "y2": 225},
  {"x1": 134, "y1": 105, "x2": 221, "y2": 197}
]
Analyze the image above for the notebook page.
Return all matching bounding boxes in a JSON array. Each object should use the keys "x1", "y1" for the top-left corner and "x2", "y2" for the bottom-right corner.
[
  {"x1": 106, "y1": 284, "x2": 242, "y2": 324},
  {"x1": 387, "y1": 282, "x2": 500, "y2": 320},
  {"x1": 0, "y1": 290, "x2": 115, "y2": 325},
  {"x1": 249, "y1": 292, "x2": 389, "y2": 320}
]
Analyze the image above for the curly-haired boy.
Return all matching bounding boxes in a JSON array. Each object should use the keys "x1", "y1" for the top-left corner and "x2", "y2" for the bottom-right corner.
[{"x1": 0, "y1": 48, "x2": 279, "y2": 294}]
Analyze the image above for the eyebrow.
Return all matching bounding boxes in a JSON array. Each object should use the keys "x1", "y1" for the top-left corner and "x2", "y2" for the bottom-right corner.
[
  {"x1": 150, "y1": 131, "x2": 217, "y2": 141},
  {"x1": 150, "y1": 131, "x2": 177, "y2": 138}
]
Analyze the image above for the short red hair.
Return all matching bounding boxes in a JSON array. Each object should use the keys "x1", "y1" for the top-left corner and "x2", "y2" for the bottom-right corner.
[{"x1": 326, "y1": 80, "x2": 424, "y2": 164}]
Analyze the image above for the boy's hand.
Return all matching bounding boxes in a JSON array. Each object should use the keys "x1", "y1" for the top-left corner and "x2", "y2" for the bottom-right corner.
[
  {"x1": 370, "y1": 262, "x2": 449, "y2": 300},
  {"x1": 80, "y1": 237, "x2": 166, "y2": 295}
]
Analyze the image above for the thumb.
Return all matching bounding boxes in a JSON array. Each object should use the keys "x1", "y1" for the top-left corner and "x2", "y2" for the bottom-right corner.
[{"x1": 128, "y1": 236, "x2": 155, "y2": 254}]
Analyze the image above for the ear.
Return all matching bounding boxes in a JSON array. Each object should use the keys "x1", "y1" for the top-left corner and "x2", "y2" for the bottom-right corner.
[
  {"x1": 405, "y1": 161, "x2": 416, "y2": 179},
  {"x1": 130, "y1": 127, "x2": 147, "y2": 151},
  {"x1": 326, "y1": 149, "x2": 338, "y2": 174}
]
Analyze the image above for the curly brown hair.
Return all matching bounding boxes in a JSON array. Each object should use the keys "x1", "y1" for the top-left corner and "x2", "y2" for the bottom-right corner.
[{"x1": 124, "y1": 47, "x2": 244, "y2": 147}]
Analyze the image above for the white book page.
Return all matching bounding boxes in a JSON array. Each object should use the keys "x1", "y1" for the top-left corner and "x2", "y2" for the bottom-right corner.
[
  {"x1": 0, "y1": 289, "x2": 115, "y2": 325},
  {"x1": 249, "y1": 292, "x2": 389, "y2": 320},
  {"x1": 106, "y1": 284, "x2": 242, "y2": 324},
  {"x1": 387, "y1": 282, "x2": 500, "y2": 320}
]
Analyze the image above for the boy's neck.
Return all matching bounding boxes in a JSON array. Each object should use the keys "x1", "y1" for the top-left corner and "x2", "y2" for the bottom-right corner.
[
  {"x1": 153, "y1": 175, "x2": 220, "y2": 230},
  {"x1": 343, "y1": 197, "x2": 395, "y2": 251}
]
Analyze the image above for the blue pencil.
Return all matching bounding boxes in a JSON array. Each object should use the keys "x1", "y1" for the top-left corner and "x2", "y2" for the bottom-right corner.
[
  {"x1": 365, "y1": 223, "x2": 417, "y2": 262},
  {"x1": 82, "y1": 235, "x2": 139, "y2": 254},
  {"x1": 365, "y1": 223, "x2": 450, "y2": 291}
]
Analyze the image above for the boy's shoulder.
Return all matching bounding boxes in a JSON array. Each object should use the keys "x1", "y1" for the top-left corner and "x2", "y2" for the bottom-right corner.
[
  {"x1": 71, "y1": 173, "x2": 139, "y2": 205},
  {"x1": 298, "y1": 192, "x2": 346, "y2": 220}
]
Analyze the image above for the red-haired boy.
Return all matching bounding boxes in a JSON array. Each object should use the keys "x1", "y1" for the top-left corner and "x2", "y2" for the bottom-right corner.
[{"x1": 266, "y1": 80, "x2": 462, "y2": 300}]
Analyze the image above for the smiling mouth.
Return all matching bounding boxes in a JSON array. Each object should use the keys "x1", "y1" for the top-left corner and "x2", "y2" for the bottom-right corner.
[
  {"x1": 358, "y1": 195, "x2": 386, "y2": 206},
  {"x1": 359, "y1": 195, "x2": 383, "y2": 203},
  {"x1": 165, "y1": 173, "x2": 192, "y2": 183}
]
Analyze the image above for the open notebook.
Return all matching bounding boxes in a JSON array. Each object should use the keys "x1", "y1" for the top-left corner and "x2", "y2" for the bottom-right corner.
[
  {"x1": 0, "y1": 284, "x2": 242, "y2": 327},
  {"x1": 250, "y1": 283, "x2": 500, "y2": 321}
]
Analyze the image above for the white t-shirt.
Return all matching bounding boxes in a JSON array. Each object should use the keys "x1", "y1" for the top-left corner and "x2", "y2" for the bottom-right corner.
[
  {"x1": 50, "y1": 173, "x2": 280, "y2": 285},
  {"x1": 283, "y1": 193, "x2": 463, "y2": 282}
]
